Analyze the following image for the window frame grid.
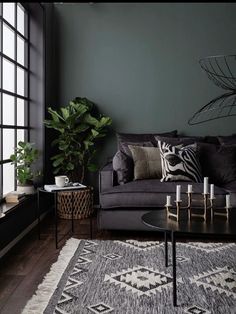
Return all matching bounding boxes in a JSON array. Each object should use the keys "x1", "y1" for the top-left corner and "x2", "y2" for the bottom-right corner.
[{"x1": 0, "y1": 3, "x2": 30, "y2": 199}]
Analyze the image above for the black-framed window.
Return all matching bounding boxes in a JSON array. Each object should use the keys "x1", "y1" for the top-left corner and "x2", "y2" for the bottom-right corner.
[{"x1": 0, "y1": 2, "x2": 30, "y2": 198}]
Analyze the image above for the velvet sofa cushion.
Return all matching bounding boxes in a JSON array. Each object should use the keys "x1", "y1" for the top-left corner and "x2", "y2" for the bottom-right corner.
[
  {"x1": 128, "y1": 145, "x2": 162, "y2": 180},
  {"x1": 100, "y1": 180, "x2": 226, "y2": 209},
  {"x1": 197, "y1": 143, "x2": 236, "y2": 186}
]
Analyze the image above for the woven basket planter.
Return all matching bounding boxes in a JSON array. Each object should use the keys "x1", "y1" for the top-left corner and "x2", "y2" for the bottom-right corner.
[{"x1": 57, "y1": 187, "x2": 93, "y2": 220}]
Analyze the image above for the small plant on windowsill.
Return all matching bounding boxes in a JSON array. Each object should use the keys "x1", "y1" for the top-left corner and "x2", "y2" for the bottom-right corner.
[{"x1": 10, "y1": 141, "x2": 41, "y2": 194}]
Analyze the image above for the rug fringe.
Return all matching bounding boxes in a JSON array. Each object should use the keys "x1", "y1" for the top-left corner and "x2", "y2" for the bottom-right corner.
[{"x1": 21, "y1": 237, "x2": 80, "y2": 314}]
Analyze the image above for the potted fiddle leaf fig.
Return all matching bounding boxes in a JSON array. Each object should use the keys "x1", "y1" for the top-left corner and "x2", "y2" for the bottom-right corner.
[
  {"x1": 10, "y1": 141, "x2": 40, "y2": 194},
  {"x1": 44, "y1": 97, "x2": 112, "y2": 183}
]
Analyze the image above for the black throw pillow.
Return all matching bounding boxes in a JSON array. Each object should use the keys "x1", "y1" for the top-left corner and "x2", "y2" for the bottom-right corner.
[{"x1": 197, "y1": 143, "x2": 236, "y2": 186}]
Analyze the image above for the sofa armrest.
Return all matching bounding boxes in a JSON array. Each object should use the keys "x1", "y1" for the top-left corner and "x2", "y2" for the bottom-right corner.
[{"x1": 99, "y1": 162, "x2": 117, "y2": 193}]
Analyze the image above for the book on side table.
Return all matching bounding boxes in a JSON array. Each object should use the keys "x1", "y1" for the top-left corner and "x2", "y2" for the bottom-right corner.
[{"x1": 44, "y1": 183, "x2": 87, "y2": 192}]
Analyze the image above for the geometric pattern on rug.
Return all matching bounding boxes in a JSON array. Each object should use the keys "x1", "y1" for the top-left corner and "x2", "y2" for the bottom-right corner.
[
  {"x1": 176, "y1": 256, "x2": 190, "y2": 263},
  {"x1": 80, "y1": 248, "x2": 95, "y2": 256},
  {"x1": 54, "y1": 306, "x2": 70, "y2": 314},
  {"x1": 190, "y1": 266, "x2": 236, "y2": 299},
  {"x1": 37, "y1": 239, "x2": 236, "y2": 314},
  {"x1": 84, "y1": 240, "x2": 98, "y2": 248},
  {"x1": 114, "y1": 239, "x2": 161, "y2": 251},
  {"x1": 64, "y1": 277, "x2": 83, "y2": 291},
  {"x1": 87, "y1": 302, "x2": 114, "y2": 314},
  {"x1": 179, "y1": 242, "x2": 236, "y2": 253},
  {"x1": 76, "y1": 256, "x2": 92, "y2": 265},
  {"x1": 104, "y1": 265, "x2": 182, "y2": 296},
  {"x1": 184, "y1": 305, "x2": 211, "y2": 314},
  {"x1": 103, "y1": 253, "x2": 122, "y2": 260}
]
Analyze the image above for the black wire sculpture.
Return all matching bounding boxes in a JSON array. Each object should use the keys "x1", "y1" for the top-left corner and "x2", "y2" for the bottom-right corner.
[{"x1": 188, "y1": 55, "x2": 236, "y2": 125}]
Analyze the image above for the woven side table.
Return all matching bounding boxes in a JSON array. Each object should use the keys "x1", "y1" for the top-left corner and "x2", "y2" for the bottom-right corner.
[
  {"x1": 37, "y1": 187, "x2": 94, "y2": 249},
  {"x1": 57, "y1": 186, "x2": 93, "y2": 220}
]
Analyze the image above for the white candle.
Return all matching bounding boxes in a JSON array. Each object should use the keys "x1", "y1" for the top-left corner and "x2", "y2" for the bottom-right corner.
[
  {"x1": 210, "y1": 184, "x2": 214, "y2": 199},
  {"x1": 166, "y1": 195, "x2": 171, "y2": 206},
  {"x1": 176, "y1": 185, "x2": 181, "y2": 202},
  {"x1": 226, "y1": 194, "x2": 231, "y2": 208},
  {"x1": 204, "y1": 177, "x2": 209, "y2": 194},
  {"x1": 187, "y1": 184, "x2": 192, "y2": 193}
]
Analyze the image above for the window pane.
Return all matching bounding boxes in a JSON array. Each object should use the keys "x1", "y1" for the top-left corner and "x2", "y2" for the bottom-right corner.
[
  {"x1": 3, "y1": 94, "x2": 15, "y2": 125},
  {"x1": 3, "y1": 58, "x2": 15, "y2": 92},
  {"x1": 17, "y1": 98, "x2": 26, "y2": 126},
  {"x1": 3, "y1": 128, "x2": 15, "y2": 160},
  {"x1": 3, "y1": 3, "x2": 15, "y2": 27},
  {"x1": 3, "y1": 163, "x2": 15, "y2": 195},
  {"x1": 17, "y1": 129, "x2": 26, "y2": 145},
  {"x1": 17, "y1": 4, "x2": 27, "y2": 36},
  {"x1": 17, "y1": 67, "x2": 26, "y2": 96},
  {"x1": 17, "y1": 36, "x2": 26, "y2": 66},
  {"x1": 3, "y1": 23, "x2": 15, "y2": 59}
]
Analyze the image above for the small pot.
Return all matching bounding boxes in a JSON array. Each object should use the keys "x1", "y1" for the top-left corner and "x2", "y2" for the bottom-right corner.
[{"x1": 17, "y1": 184, "x2": 35, "y2": 195}]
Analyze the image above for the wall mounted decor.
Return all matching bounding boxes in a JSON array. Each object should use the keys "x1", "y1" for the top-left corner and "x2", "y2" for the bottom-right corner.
[{"x1": 188, "y1": 55, "x2": 236, "y2": 125}]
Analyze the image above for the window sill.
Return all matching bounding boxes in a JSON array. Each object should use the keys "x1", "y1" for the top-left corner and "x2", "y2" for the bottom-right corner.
[{"x1": 0, "y1": 194, "x2": 36, "y2": 218}]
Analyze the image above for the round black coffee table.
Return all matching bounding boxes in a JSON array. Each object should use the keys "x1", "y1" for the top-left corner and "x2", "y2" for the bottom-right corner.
[{"x1": 142, "y1": 210, "x2": 236, "y2": 307}]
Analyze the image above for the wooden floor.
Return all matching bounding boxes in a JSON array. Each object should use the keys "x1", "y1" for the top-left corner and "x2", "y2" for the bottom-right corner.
[
  {"x1": 0, "y1": 212, "x2": 233, "y2": 314},
  {"x1": 0, "y1": 212, "x2": 163, "y2": 314}
]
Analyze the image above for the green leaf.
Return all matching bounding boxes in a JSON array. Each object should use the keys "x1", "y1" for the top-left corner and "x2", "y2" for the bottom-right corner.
[
  {"x1": 66, "y1": 163, "x2": 74, "y2": 171},
  {"x1": 87, "y1": 163, "x2": 98, "y2": 172},
  {"x1": 61, "y1": 107, "x2": 70, "y2": 120},
  {"x1": 83, "y1": 140, "x2": 93, "y2": 150},
  {"x1": 91, "y1": 129, "x2": 99, "y2": 137},
  {"x1": 75, "y1": 124, "x2": 89, "y2": 133},
  {"x1": 83, "y1": 113, "x2": 99, "y2": 127},
  {"x1": 52, "y1": 157, "x2": 64, "y2": 167},
  {"x1": 99, "y1": 116, "x2": 112, "y2": 127},
  {"x1": 48, "y1": 107, "x2": 64, "y2": 122}
]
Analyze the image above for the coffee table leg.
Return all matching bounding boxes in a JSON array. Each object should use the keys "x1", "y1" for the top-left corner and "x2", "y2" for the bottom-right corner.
[
  {"x1": 165, "y1": 232, "x2": 168, "y2": 267},
  {"x1": 71, "y1": 192, "x2": 74, "y2": 234},
  {"x1": 171, "y1": 231, "x2": 177, "y2": 306}
]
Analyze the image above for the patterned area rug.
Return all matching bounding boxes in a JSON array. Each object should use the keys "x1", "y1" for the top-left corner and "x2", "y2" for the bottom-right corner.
[{"x1": 22, "y1": 238, "x2": 236, "y2": 314}]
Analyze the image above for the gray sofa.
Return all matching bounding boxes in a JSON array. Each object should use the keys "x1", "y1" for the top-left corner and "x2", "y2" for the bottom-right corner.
[{"x1": 98, "y1": 133, "x2": 236, "y2": 230}]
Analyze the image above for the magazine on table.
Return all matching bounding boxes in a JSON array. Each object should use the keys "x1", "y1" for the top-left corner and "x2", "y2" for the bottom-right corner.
[{"x1": 44, "y1": 183, "x2": 87, "y2": 192}]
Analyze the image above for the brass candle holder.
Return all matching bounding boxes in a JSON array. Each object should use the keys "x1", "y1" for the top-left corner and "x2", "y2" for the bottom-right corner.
[{"x1": 165, "y1": 192, "x2": 230, "y2": 221}]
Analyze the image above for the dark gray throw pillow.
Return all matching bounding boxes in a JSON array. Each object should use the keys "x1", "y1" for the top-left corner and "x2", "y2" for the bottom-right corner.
[
  {"x1": 117, "y1": 130, "x2": 177, "y2": 150},
  {"x1": 197, "y1": 143, "x2": 236, "y2": 186},
  {"x1": 112, "y1": 150, "x2": 133, "y2": 184},
  {"x1": 158, "y1": 141, "x2": 203, "y2": 183}
]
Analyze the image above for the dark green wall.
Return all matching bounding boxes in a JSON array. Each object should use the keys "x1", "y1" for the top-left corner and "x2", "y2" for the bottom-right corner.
[{"x1": 49, "y1": 3, "x2": 236, "y2": 191}]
